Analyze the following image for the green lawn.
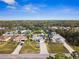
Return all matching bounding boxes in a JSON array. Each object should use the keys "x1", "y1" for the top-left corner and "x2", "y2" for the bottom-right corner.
[
  {"x1": 47, "y1": 42, "x2": 68, "y2": 53},
  {"x1": 0, "y1": 41, "x2": 6, "y2": 45},
  {"x1": 20, "y1": 39, "x2": 40, "y2": 54},
  {"x1": 0, "y1": 39, "x2": 18, "y2": 54},
  {"x1": 72, "y1": 46, "x2": 79, "y2": 53}
]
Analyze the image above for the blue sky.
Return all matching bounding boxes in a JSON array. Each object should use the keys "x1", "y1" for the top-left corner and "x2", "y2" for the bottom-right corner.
[{"x1": 0, "y1": 0, "x2": 79, "y2": 20}]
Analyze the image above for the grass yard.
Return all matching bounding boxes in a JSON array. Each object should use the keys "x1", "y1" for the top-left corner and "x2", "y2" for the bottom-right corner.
[
  {"x1": 0, "y1": 39, "x2": 18, "y2": 54},
  {"x1": 72, "y1": 46, "x2": 79, "y2": 53},
  {"x1": 47, "y1": 42, "x2": 68, "y2": 53},
  {"x1": 0, "y1": 41, "x2": 5, "y2": 45},
  {"x1": 20, "y1": 39, "x2": 40, "y2": 54}
]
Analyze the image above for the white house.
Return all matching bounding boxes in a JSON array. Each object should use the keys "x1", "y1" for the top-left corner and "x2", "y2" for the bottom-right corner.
[
  {"x1": 51, "y1": 32, "x2": 57, "y2": 36},
  {"x1": 32, "y1": 33, "x2": 45, "y2": 42},
  {"x1": 3, "y1": 31, "x2": 18, "y2": 36},
  {"x1": 21, "y1": 29, "x2": 31, "y2": 34},
  {"x1": 51, "y1": 26, "x2": 58, "y2": 30},
  {"x1": 52, "y1": 34, "x2": 65, "y2": 43},
  {"x1": 48, "y1": 32, "x2": 56, "y2": 39},
  {"x1": 58, "y1": 27, "x2": 71, "y2": 31},
  {"x1": 0, "y1": 27, "x2": 5, "y2": 30}
]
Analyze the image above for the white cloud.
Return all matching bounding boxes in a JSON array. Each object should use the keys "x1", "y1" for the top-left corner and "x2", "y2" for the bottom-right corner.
[
  {"x1": 1, "y1": 0, "x2": 16, "y2": 4},
  {"x1": 0, "y1": 0, "x2": 18, "y2": 10},
  {"x1": 62, "y1": 8, "x2": 72, "y2": 12},
  {"x1": 23, "y1": 4, "x2": 40, "y2": 13},
  {"x1": 51, "y1": 7, "x2": 79, "y2": 15},
  {"x1": 60, "y1": 8, "x2": 79, "y2": 15},
  {"x1": 7, "y1": 5, "x2": 16, "y2": 9}
]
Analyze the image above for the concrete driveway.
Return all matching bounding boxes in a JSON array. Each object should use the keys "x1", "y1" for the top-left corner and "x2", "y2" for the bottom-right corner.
[
  {"x1": 40, "y1": 40, "x2": 49, "y2": 54},
  {"x1": 11, "y1": 35, "x2": 26, "y2": 54}
]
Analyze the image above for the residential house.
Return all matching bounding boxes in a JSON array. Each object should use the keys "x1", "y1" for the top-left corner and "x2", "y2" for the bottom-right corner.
[
  {"x1": 3, "y1": 31, "x2": 18, "y2": 36},
  {"x1": 52, "y1": 34, "x2": 65, "y2": 43},
  {"x1": 21, "y1": 29, "x2": 31, "y2": 35},
  {"x1": 13, "y1": 35, "x2": 26, "y2": 42},
  {"x1": 32, "y1": 33, "x2": 45, "y2": 42},
  {"x1": 0, "y1": 36, "x2": 11, "y2": 42}
]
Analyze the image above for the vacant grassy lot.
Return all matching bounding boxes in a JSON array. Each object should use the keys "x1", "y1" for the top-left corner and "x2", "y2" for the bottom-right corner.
[
  {"x1": 20, "y1": 39, "x2": 40, "y2": 54},
  {"x1": 0, "y1": 39, "x2": 18, "y2": 54},
  {"x1": 47, "y1": 42, "x2": 68, "y2": 53}
]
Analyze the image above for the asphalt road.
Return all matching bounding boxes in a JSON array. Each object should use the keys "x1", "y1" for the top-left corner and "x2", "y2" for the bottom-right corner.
[{"x1": 0, "y1": 54, "x2": 48, "y2": 59}]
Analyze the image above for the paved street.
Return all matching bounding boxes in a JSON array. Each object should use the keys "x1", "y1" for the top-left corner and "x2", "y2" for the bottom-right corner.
[
  {"x1": 0, "y1": 54, "x2": 49, "y2": 59},
  {"x1": 0, "y1": 53, "x2": 72, "y2": 59}
]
